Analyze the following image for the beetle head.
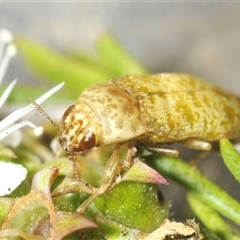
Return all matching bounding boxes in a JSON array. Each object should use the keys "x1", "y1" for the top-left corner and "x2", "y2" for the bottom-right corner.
[{"x1": 59, "y1": 102, "x2": 101, "y2": 153}]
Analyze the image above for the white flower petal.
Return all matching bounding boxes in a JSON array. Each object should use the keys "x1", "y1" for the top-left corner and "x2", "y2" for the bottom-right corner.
[
  {"x1": 0, "y1": 161, "x2": 27, "y2": 196},
  {"x1": 0, "y1": 29, "x2": 13, "y2": 63},
  {"x1": 0, "y1": 28, "x2": 64, "y2": 145},
  {"x1": 0, "y1": 43, "x2": 16, "y2": 84},
  {"x1": 0, "y1": 121, "x2": 37, "y2": 141},
  {"x1": 0, "y1": 82, "x2": 65, "y2": 132},
  {"x1": 34, "y1": 82, "x2": 65, "y2": 104},
  {"x1": 0, "y1": 78, "x2": 17, "y2": 108}
]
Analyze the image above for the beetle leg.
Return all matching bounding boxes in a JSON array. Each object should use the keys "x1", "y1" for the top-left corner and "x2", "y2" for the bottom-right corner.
[
  {"x1": 77, "y1": 146, "x2": 121, "y2": 213},
  {"x1": 124, "y1": 144, "x2": 137, "y2": 167},
  {"x1": 139, "y1": 144, "x2": 179, "y2": 157},
  {"x1": 179, "y1": 139, "x2": 212, "y2": 151}
]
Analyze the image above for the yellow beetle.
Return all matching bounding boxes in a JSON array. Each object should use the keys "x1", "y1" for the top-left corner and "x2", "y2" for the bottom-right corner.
[{"x1": 59, "y1": 73, "x2": 240, "y2": 156}]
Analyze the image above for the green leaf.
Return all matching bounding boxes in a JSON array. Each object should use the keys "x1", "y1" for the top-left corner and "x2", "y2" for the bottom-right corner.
[
  {"x1": 220, "y1": 137, "x2": 240, "y2": 183},
  {"x1": 16, "y1": 37, "x2": 111, "y2": 98},
  {"x1": 187, "y1": 193, "x2": 233, "y2": 240},
  {"x1": 121, "y1": 159, "x2": 168, "y2": 184},
  {"x1": 0, "y1": 166, "x2": 96, "y2": 239},
  {"x1": 96, "y1": 34, "x2": 148, "y2": 76},
  {"x1": 52, "y1": 211, "x2": 96, "y2": 240},
  {"x1": 148, "y1": 155, "x2": 240, "y2": 225},
  {"x1": 94, "y1": 181, "x2": 168, "y2": 233},
  {"x1": 96, "y1": 217, "x2": 142, "y2": 240}
]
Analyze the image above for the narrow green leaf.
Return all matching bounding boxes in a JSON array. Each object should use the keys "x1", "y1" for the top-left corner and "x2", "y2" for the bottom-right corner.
[
  {"x1": 96, "y1": 34, "x2": 148, "y2": 76},
  {"x1": 68, "y1": 51, "x2": 113, "y2": 75},
  {"x1": 148, "y1": 155, "x2": 240, "y2": 225},
  {"x1": 220, "y1": 137, "x2": 240, "y2": 183},
  {"x1": 16, "y1": 37, "x2": 111, "y2": 97},
  {"x1": 187, "y1": 193, "x2": 233, "y2": 240}
]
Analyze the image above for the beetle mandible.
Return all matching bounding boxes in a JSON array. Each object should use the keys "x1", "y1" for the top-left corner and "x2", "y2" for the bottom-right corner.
[{"x1": 59, "y1": 73, "x2": 240, "y2": 155}]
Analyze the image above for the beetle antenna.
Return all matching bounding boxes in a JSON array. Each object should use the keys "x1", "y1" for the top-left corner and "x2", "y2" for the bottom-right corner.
[{"x1": 30, "y1": 98, "x2": 60, "y2": 132}]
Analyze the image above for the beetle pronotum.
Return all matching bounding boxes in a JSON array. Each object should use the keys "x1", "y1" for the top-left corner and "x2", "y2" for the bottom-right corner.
[{"x1": 32, "y1": 73, "x2": 240, "y2": 213}]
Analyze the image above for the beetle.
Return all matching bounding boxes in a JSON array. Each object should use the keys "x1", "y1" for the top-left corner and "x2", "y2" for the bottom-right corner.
[
  {"x1": 59, "y1": 73, "x2": 240, "y2": 155},
  {"x1": 56, "y1": 73, "x2": 240, "y2": 213}
]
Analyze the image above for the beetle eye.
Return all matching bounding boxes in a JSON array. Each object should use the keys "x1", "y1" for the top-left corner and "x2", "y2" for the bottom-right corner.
[{"x1": 79, "y1": 131, "x2": 96, "y2": 150}]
